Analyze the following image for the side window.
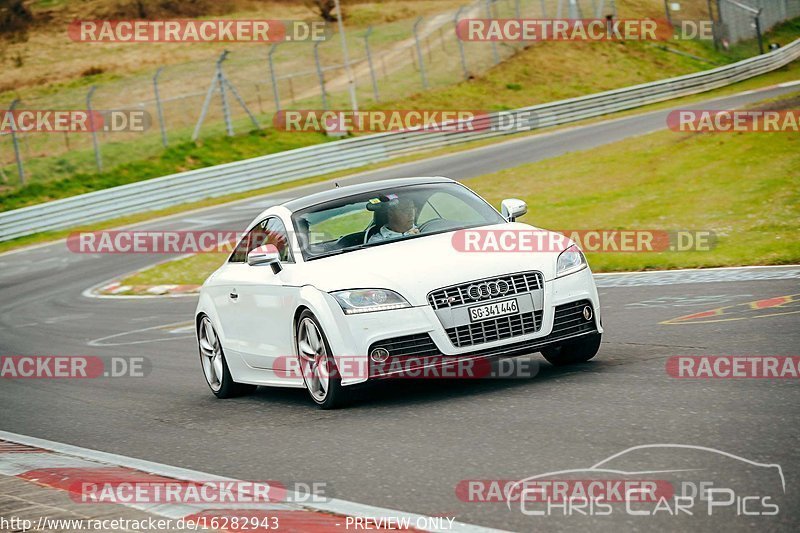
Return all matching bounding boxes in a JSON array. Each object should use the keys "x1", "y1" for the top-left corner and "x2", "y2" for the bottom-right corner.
[{"x1": 229, "y1": 217, "x2": 294, "y2": 263}]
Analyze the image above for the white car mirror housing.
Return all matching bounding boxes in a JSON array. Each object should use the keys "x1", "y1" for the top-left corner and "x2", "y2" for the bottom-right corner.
[
  {"x1": 501, "y1": 198, "x2": 527, "y2": 221},
  {"x1": 247, "y1": 244, "x2": 282, "y2": 273}
]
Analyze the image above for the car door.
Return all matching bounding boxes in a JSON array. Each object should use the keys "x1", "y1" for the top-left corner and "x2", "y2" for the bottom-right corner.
[
  {"x1": 211, "y1": 226, "x2": 260, "y2": 361},
  {"x1": 232, "y1": 216, "x2": 299, "y2": 370}
]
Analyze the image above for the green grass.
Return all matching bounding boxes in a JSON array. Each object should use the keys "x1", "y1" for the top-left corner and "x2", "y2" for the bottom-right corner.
[
  {"x1": 0, "y1": 128, "x2": 331, "y2": 211},
  {"x1": 120, "y1": 253, "x2": 229, "y2": 288},
  {"x1": 115, "y1": 91, "x2": 799, "y2": 290},
  {"x1": 3, "y1": 17, "x2": 796, "y2": 210},
  {"x1": 465, "y1": 103, "x2": 800, "y2": 272},
  {"x1": 2, "y1": 58, "x2": 797, "y2": 256}
]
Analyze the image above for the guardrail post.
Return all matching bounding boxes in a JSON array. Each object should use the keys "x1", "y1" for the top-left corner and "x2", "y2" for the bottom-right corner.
[
  {"x1": 86, "y1": 86, "x2": 102, "y2": 172},
  {"x1": 485, "y1": 0, "x2": 500, "y2": 65},
  {"x1": 268, "y1": 44, "x2": 281, "y2": 113},
  {"x1": 313, "y1": 41, "x2": 328, "y2": 110},
  {"x1": 364, "y1": 26, "x2": 380, "y2": 102},
  {"x1": 413, "y1": 17, "x2": 429, "y2": 89},
  {"x1": 454, "y1": 7, "x2": 469, "y2": 80},
  {"x1": 153, "y1": 67, "x2": 168, "y2": 148},
  {"x1": 8, "y1": 99, "x2": 24, "y2": 185}
]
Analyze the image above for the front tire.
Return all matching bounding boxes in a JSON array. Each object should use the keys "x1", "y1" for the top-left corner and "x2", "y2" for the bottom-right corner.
[
  {"x1": 296, "y1": 311, "x2": 347, "y2": 409},
  {"x1": 541, "y1": 333, "x2": 602, "y2": 367},
  {"x1": 198, "y1": 316, "x2": 256, "y2": 398}
]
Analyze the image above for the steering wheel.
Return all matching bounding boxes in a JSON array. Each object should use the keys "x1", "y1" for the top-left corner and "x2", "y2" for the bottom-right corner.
[{"x1": 418, "y1": 218, "x2": 451, "y2": 233}]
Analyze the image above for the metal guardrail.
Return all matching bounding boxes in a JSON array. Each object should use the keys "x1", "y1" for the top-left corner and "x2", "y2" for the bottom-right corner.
[{"x1": 1, "y1": 40, "x2": 798, "y2": 243}]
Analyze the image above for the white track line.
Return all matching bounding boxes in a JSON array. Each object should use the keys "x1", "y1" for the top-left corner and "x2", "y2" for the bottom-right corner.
[
  {"x1": 0, "y1": 430, "x2": 505, "y2": 533},
  {"x1": 593, "y1": 264, "x2": 800, "y2": 277}
]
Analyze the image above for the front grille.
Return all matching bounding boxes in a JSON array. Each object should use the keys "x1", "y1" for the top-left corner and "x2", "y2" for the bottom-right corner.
[
  {"x1": 427, "y1": 271, "x2": 543, "y2": 310},
  {"x1": 367, "y1": 300, "x2": 598, "y2": 377},
  {"x1": 551, "y1": 300, "x2": 595, "y2": 339},
  {"x1": 370, "y1": 333, "x2": 440, "y2": 358},
  {"x1": 446, "y1": 310, "x2": 543, "y2": 347}
]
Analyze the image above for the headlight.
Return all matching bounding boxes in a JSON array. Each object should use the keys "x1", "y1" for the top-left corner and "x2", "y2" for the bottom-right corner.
[
  {"x1": 556, "y1": 244, "x2": 587, "y2": 278},
  {"x1": 331, "y1": 289, "x2": 411, "y2": 315}
]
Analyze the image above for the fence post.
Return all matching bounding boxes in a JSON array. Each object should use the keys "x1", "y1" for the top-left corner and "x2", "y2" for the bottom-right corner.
[
  {"x1": 364, "y1": 26, "x2": 380, "y2": 102},
  {"x1": 754, "y1": 9, "x2": 764, "y2": 54},
  {"x1": 86, "y1": 86, "x2": 102, "y2": 172},
  {"x1": 486, "y1": 0, "x2": 500, "y2": 65},
  {"x1": 569, "y1": 0, "x2": 580, "y2": 19},
  {"x1": 314, "y1": 41, "x2": 328, "y2": 110},
  {"x1": 8, "y1": 99, "x2": 24, "y2": 185},
  {"x1": 153, "y1": 67, "x2": 168, "y2": 148},
  {"x1": 454, "y1": 6, "x2": 469, "y2": 80},
  {"x1": 268, "y1": 44, "x2": 281, "y2": 113},
  {"x1": 706, "y1": 0, "x2": 719, "y2": 50},
  {"x1": 216, "y1": 51, "x2": 234, "y2": 136},
  {"x1": 413, "y1": 17, "x2": 429, "y2": 89}
]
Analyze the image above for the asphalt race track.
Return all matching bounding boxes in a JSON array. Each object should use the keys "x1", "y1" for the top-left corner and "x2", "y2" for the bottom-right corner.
[{"x1": 1, "y1": 85, "x2": 799, "y2": 532}]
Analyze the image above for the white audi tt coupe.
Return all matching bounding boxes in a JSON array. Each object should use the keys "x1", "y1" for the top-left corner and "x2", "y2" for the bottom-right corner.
[{"x1": 195, "y1": 177, "x2": 602, "y2": 408}]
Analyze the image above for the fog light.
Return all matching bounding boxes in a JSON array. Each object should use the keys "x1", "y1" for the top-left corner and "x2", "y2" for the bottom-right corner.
[
  {"x1": 583, "y1": 305, "x2": 593, "y2": 321},
  {"x1": 370, "y1": 348, "x2": 390, "y2": 363}
]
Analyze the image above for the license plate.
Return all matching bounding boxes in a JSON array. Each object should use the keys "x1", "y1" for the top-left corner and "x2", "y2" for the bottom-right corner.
[{"x1": 468, "y1": 298, "x2": 519, "y2": 322}]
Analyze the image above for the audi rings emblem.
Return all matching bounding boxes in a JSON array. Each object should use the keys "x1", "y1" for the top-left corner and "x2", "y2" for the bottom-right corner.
[{"x1": 467, "y1": 279, "x2": 510, "y2": 300}]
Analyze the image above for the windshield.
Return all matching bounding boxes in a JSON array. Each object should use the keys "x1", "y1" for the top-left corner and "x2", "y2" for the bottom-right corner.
[{"x1": 291, "y1": 182, "x2": 506, "y2": 260}]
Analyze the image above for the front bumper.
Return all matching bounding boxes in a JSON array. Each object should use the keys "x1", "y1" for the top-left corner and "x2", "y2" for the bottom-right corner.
[{"x1": 323, "y1": 267, "x2": 602, "y2": 385}]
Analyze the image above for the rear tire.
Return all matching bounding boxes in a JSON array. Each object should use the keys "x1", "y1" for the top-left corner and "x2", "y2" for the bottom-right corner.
[
  {"x1": 198, "y1": 315, "x2": 256, "y2": 398},
  {"x1": 541, "y1": 333, "x2": 602, "y2": 367},
  {"x1": 296, "y1": 310, "x2": 347, "y2": 409}
]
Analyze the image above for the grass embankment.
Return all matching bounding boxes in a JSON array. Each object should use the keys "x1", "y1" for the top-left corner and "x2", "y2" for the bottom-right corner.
[
  {"x1": 3, "y1": 14, "x2": 796, "y2": 211},
  {"x1": 112, "y1": 92, "x2": 800, "y2": 292},
  {"x1": 1, "y1": 59, "x2": 797, "y2": 256}
]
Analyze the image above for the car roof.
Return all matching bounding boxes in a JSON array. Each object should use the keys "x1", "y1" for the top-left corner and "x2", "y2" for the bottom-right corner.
[{"x1": 281, "y1": 176, "x2": 455, "y2": 212}]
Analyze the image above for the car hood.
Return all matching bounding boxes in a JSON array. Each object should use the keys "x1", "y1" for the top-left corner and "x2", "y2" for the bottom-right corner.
[{"x1": 290, "y1": 222, "x2": 570, "y2": 305}]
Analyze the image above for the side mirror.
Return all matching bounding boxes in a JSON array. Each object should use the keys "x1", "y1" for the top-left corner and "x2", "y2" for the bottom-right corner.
[
  {"x1": 247, "y1": 244, "x2": 282, "y2": 273},
  {"x1": 501, "y1": 198, "x2": 527, "y2": 222}
]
